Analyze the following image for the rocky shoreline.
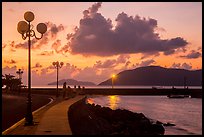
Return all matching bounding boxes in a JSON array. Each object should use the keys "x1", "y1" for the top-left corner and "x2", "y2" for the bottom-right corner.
[{"x1": 68, "y1": 97, "x2": 165, "y2": 135}]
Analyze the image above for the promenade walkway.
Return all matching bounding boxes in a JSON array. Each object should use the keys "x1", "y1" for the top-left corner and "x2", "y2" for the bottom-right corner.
[{"x1": 3, "y1": 95, "x2": 85, "y2": 135}]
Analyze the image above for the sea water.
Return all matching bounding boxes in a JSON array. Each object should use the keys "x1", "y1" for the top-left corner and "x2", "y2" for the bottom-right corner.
[{"x1": 86, "y1": 95, "x2": 202, "y2": 135}]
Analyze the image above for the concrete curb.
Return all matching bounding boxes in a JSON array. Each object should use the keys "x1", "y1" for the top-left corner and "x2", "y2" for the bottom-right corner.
[{"x1": 2, "y1": 97, "x2": 54, "y2": 135}]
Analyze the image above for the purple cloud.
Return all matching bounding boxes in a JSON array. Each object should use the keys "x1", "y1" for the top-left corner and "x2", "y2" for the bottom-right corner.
[
  {"x1": 38, "y1": 51, "x2": 54, "y2": 56},
  {"x1": 94, "y1": 55, "x2": 130, "y2": 69},
  {"x1": 180, "y1": 50, "x2": 201, "y2": 59},
  {"x1": 32, "y1": 63, "x2": 43, "y2": 68},
  {"x1": 171, "y1": 62, "x2": 192, "y2": 70},
  {"x1": 62, "y1": 2, "x2": 188, "y2": 57},
  {"x1": 136, "y1": 59, "x2": 156, "y2": 67}
]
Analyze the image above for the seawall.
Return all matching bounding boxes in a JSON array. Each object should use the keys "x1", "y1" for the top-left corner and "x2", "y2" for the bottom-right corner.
[{"x1": 5, "y1": 88, "x2": 201, "y2": 98}]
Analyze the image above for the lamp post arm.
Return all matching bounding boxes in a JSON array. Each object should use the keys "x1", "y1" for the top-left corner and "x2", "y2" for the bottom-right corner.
[
  {"x1": 30, "y1": 30, "x2": 43, "y2": 40},
  {"x1": 21, "y1": 33, "x2": 27, "y2": 40}
]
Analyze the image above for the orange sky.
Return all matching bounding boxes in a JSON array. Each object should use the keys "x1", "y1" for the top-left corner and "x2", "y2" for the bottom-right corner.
[{"x1": 2, "y1": 2, "x2": 202, "y2": 85}]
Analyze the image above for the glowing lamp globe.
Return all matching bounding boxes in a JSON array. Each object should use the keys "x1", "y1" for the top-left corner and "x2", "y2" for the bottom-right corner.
[
  {"x1": 17, "y1": 21, "x2": 29, "y2": 34},
  {"x1": 37, "y1": 23, "x2": 47, "y2": 34},
  {"x1": 60, "y1": 62, "x2": 64, "y2": 66},
  {"x1": 52, "y1": 62, "x2": 56, "y2": 66},
  {"x1": 24, "y1": 11, "x2": 35, "y2": 22}
]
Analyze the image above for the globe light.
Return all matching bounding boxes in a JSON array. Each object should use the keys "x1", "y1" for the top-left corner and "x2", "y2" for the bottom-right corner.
[
  {"x1": 56, "y1": 61, "x2": 59, "y2": 65},
  {"x1": 17, "y1": 21, "x2": 29, "y2": 34},
  {"x1": 60, "y1": 62, "x2": 64, "y2": 66},
  {"x1": 37, "y1": 23, "x2": 47, "y2": 34},
  {"x1": 24, "y1": 11, "x2": 35, "y2": 22},
  {"x1": 52, "y1": 62, "x2": 56, "y2": 66}
]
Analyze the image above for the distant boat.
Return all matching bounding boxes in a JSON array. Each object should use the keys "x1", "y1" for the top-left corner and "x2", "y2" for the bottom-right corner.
[
  {"x1": 167, "y1": 94, "x2": 189, "y2": 98},
  {"x1": 152, "y1": 86, "x2": 163, "y2": 89},
  {"x1": 167, "y1": 76, "x2": 191, "y2": 99},
  {"x1": 167, "y1": 86, "x2": 190, "y2": 98}
]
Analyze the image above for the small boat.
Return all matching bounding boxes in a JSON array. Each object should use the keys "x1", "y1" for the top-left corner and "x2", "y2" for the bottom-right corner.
[{"x1": 167, "y1": 94, "x2": 185, "y2": 98}]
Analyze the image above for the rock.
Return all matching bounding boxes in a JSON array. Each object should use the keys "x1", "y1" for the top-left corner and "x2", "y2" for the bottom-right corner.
[
  {"x1": 156, "y1": 120, "x2": 163, "y2": 125},
  {"x1": 69, "y1": 99, "x2": 165, "y2": 135},
  {"x1": 150, "y1": 124, "x2": 165, "y2": 135}
]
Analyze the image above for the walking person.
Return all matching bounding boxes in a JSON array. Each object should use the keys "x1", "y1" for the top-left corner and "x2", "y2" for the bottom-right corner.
[{"x1": 63, "y1": 82, "x2": 67, "y2": 98}]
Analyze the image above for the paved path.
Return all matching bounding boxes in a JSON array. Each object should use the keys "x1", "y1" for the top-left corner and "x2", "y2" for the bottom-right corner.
[
  {"x1": 35, "y1": 95, "x2": 85, "y2": 135},
  {"x1": 3, "y1": 95, "x2": 85, "y2": 135}
]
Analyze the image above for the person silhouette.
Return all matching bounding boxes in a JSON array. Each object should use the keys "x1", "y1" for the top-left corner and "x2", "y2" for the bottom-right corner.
[{"x1": 63, "y1": 82, "x2": 66, "y2": 98}]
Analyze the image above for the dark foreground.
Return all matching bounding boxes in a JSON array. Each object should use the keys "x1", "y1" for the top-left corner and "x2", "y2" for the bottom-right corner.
[
  {"x1": 68, "y1": 98, "x2": 165, "y2": 135},
  {"x1": 2, "y1": 93, "x2": 51, "y2": 132}
]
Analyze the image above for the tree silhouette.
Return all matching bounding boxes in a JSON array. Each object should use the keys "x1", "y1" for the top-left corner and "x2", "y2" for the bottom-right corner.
[{"x1": 2, "y1": 74, "x2": 22, "y2": 92}]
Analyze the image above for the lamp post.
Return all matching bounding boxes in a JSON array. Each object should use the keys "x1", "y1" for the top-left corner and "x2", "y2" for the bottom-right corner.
[
  {"x1": 112, "y1": 74, "x2": 116, "y2": 89},
  {"x1": 52, "y1": 61, "x2": 64, "y2": 97},
  {"x1": 17, "y1": 11, "x2": 47, "y2": 125}
]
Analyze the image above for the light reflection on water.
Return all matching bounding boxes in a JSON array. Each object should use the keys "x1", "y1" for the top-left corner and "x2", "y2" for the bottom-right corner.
[
  {"x1": 108, "y1": 95, "x2": 120, "y2": 110},
  {"x1": 86, "y1": 95, "x2": 202, "y2": 135}
]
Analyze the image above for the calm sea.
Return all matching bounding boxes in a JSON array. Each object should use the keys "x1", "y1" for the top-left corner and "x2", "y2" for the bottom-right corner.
[
  {"x1": 86, "y1": 95, "x2": 202, "y2": 135},
  {"x1": 31, "y1": 85, "x2": 202, "y2": 89}
]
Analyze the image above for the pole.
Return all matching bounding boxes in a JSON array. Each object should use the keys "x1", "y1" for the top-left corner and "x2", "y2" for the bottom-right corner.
[
  {"x1": 57, "y1": 64, "x2": 59, "y2": 97},
  {"x1": 112, "y1": 77, "x2": 113, "y2": 89},
  {"x1": 25, "y1": 22, "x2": 33, "y2": 125},
  {"x1": 184, "y1": 76, "x2": 186, "y2": 89}
]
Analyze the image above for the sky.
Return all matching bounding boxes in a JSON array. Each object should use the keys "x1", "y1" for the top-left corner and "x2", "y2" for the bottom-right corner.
[{"x1": 2, "y1": 2, "x2": 202, "y2": 86}]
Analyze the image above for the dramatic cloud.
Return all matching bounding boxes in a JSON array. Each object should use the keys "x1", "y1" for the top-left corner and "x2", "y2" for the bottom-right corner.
[
  {"x1": 171, "y1": 62, "x2": 192, "y2": 70},
  {"x1": 163, "y1": 49, "x2": 175, "y2": 55},
  {"x1": 38, "y1": 51, "x2": 54, "y2": 56},
  {"x1": 135, "y1": 59, "x2": 156, "y2": 67},
  {"x1": 140, "y1": 52, "x2": 160, "y2": 59},
  {"x1": 94, "y1": 60, "x2": 117, "y2": 68},
  {"x1": 46, "y1": 22, "x2": 65, "y2": 39},
  {"x1": 4, "y1": 59, "x2": 17, "y2": 64},
  {"x1": 2, "y1": 66, "x2": 18, "y2": 76},
  {"x1": 181, "y1": 63, "x2": 192, "y2": 70},
  {"x1": 32, "y1": 63, "x2": 43, "y2": 69},
  {"x1": 63, "y1": 2, "x2": 188, "y2": 56},
  {"x1": 94, "y1": 55, "x2": 130, "y2": 68},
  {"x1": 180, "y1": 50, "x2": 202, "y2": 59},
  {"x1": 51, "y1": 39, "x2": 61, "y2": 53}
]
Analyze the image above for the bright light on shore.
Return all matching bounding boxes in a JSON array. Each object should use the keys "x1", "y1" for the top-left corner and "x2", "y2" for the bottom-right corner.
[{"x1": 112, "y1": 74, "x2": 116, "y2": 78}]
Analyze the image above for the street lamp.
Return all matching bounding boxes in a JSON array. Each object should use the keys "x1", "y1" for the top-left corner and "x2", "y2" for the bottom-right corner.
[
  {"x1": 112, "y1": 74, "x2": 116, "y2": 89},
  {"x1": 52, "y1": 61, "x2": 64, "y2": 97},
  {"x1": 17, "y1": 11, "x2": 47, "y2": 126}
]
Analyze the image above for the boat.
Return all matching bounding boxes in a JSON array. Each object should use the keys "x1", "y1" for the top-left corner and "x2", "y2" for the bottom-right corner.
[
  {"x1": 167, "y1": 76, "x2": 191, "y2": 98},
  {"x1": 167, "y1": 94, "x2": 186, "y2": 98}
]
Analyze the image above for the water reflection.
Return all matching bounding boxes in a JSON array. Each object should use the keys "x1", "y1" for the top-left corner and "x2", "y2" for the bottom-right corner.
[
  {"x1": 108, "y1": 95, "x2": 120, "y2": 110},
  {"x1": 87, "y1": 98, "x2": 94, "y2": 104}
]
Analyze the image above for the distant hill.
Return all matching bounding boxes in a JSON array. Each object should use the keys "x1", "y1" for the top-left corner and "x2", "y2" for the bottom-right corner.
[
  {"x1": 99, "y1": 66, "x2": 202, "y2": 86},
  {"x1": 48, "y1": 79, "x2": 96, "y2": 86}
]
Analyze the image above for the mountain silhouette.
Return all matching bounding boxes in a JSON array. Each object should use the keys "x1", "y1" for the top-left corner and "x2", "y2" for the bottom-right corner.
[
  {"x1": 99, "y1": 66, "x2": 202, "y2": 86},
  {"x1": 48, "y1": 79, "x2": 96, "y2": 86}
]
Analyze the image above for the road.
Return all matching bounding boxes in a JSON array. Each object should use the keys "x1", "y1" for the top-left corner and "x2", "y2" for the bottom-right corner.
[{"x1": 2, "y1": 93, "x2": 52, "y2": 132}]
